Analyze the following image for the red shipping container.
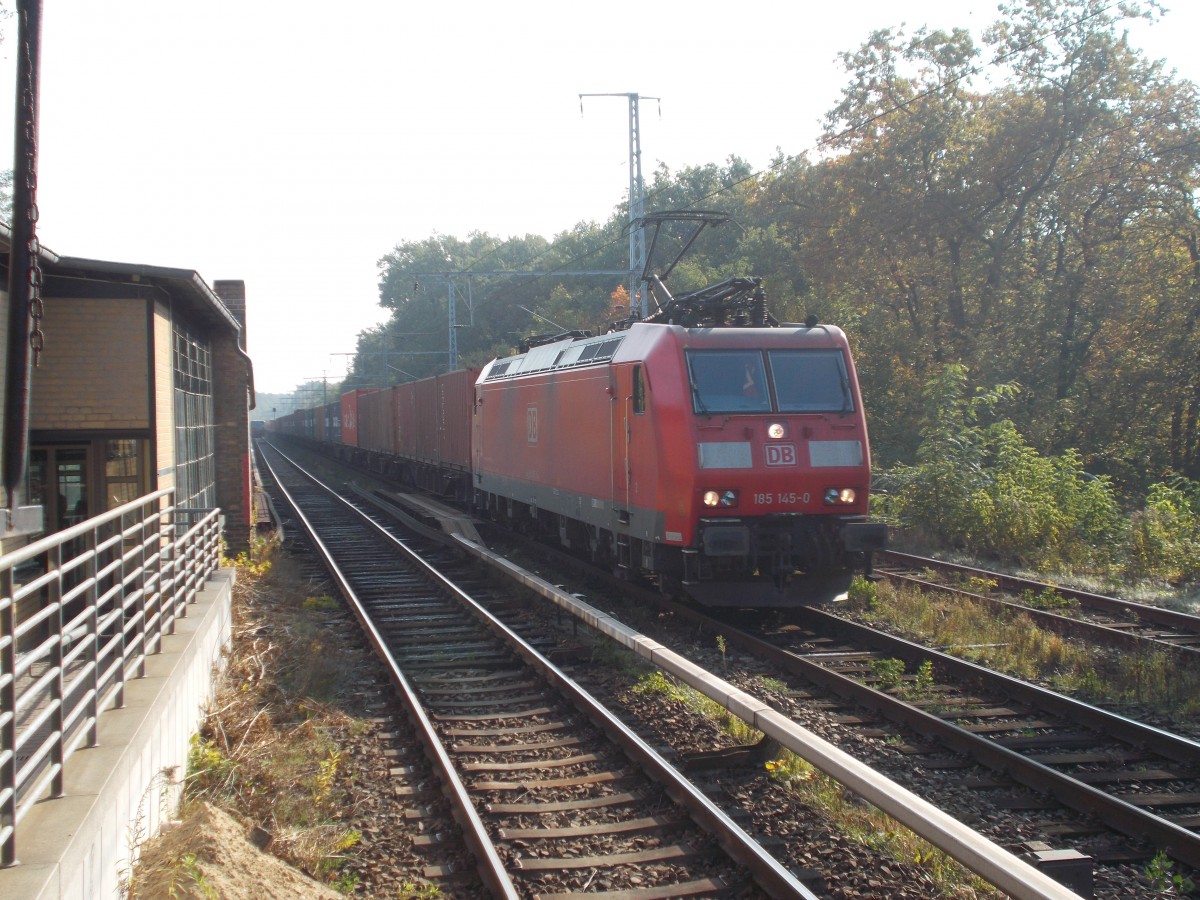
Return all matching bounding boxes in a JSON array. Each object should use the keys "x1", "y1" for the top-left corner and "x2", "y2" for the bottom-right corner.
[
  {"x1": 340, "y1": 389, "x2": 375, "y2": 448},
  {"x1": 358, "y1": 386, "x2": 397, "y2": 454},
  {"x1": 437, "y1": 368, "x2": 478, "y2": 473}
]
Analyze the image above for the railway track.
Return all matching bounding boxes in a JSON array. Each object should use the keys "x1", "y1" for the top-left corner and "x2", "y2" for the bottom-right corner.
[
  {"x1": 264, "y1": 438, "x2": 1130, "y2": 897},
  {"x1": 876, "y1": 549, "x2": 1200, "y2": 661},
  {"x1": 465, "y1": 522, "x2": 1200, "y2": 890},
  {"x1": 725, "y1": 604, "x2": 1200, "y2": 869},
  {"x1": 257, "y1": 440, "x2": 813, "y2": 898}
]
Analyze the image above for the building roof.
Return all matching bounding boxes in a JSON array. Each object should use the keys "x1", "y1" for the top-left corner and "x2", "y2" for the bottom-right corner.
[
  {"x1": 0, "y1": 223, "x2": 241, "y2": 334},
  {"x1": 1, "y1": 223, "x2": 255, "y2": 406}
]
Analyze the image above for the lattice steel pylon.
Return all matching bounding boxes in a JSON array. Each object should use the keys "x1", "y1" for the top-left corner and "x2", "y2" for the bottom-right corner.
[{"x1": 580, "y1": 92, "x2": 659, "y2": 319}]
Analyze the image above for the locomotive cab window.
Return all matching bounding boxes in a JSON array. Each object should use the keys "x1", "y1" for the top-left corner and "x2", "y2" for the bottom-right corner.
[
  {"x1": 769, "y1": 349, "x2": 853, "y2": 413},
  {"x1": 633, "y1": 365, "x2": 646, "y2": 414},
  {"x1": 686, "y1": 350, "x2": 771, "y2": 414}
]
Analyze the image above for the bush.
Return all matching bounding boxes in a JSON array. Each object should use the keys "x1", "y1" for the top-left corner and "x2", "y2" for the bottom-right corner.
[
  {"x1": 1124, "y1": 479, "x2": 1200, "y2": 583},
  {"x1": 878, "y1": 365, "x2": 1122, "y2": 571}
]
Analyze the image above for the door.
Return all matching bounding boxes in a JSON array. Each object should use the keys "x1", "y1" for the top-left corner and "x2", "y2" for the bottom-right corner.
[{"x1": 29, "y1": 445, "x2": 91, "y2": 533}]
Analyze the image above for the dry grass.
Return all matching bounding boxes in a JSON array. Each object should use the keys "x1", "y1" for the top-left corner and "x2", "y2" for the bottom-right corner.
[
  {"x1": 849, "y1": 579, "x2": 1200, "y2": 724},
  {"x1": 127, "y1": 538, "x2": 371, "y2": 896}
]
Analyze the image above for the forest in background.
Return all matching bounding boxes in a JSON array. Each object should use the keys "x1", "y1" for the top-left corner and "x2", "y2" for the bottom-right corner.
[{"x1": 316, "y1": 0, "x2": 1200, "y2": 575}]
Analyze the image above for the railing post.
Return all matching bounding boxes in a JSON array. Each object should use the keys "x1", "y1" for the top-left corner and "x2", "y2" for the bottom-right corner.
[
  {"x1": 84, "y1": 523, "x2": 99, "y2": 749},
  {"x1": 0, "y1": 565, "x2": 16, "y2": 867},
  {"x1": 49, "y1": 542, "x2": 64, "y2": 800}
]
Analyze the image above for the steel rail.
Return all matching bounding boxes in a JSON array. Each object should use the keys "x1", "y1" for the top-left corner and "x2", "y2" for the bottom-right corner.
[
  {"x1": 256, "y1": 448, "x2": 520, "y2": 900},
  {"x1": 880, "y1": 550, "x2": 1200, "y2": 642},
  {"x1": 261, "y1": 442, "x2": 818, "y2": 899},
  {"x1": 790, "y1": 605, "x2": 1200, "y2": 870},
  {"x1": 451, "y1": 536, "x2": 1085, "y2": 900},
  {"x1": 884, "y1": 569, "x2": 1200, "y2": 661}
]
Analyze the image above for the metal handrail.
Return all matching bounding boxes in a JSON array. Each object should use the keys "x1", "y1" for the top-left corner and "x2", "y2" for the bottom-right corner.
[{"x1": 0, "y1": 489, "x2": 222, "y2": 866}]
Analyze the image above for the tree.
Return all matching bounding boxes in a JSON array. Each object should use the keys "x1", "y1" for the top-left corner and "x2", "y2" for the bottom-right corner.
[{"x1": 777, "y1": 0, "x2": 1200, "y2": 484}]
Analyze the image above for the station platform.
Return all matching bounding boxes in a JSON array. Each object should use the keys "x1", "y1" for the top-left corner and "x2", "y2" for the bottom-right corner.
[{"x1": 0, "y1": 570, "x2": 235, "y2": 900}]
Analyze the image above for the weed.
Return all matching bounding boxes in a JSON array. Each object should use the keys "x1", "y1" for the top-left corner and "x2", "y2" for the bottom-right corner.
[
  {"x1": 330, "y1": 869, "x2": 361, "y2": 893},
  {"x1": 138, "y1": 545, "x2": 377, "y2": 890},
  {"x1": 1017, "y1": 587, "x2": 1077, "y2": 612},
  {"x1": 764, "y1": 750, "x2": 817, "y2": 785},
  {"x1": 755, "y1": 675, "x2": 790, "y2": 694},
  {"x1": 312, "y1": 749, "x2": 344, "y2": 804},
  {"x1": 899, "y1": 659, "x2": 935, "y2": 700},
  {"x1": 188, "y1": 735, "x2": 235, "y2": 793},
  {"x1": 398, "y1": 881, "x2": 443, "y2": 898},
  {"x1": 847, "y1": 575, "x2": 877, "y2": 608},
  {"x1": 955, "y1": 574, "x2": 998, "y2": 594},
  {"x1": 302, "y1": 594, "x2": 340, "y2": 610},
  {"x1": 715, "y1": 634, "x2": 728, "y2": 671},
  {"x1": 590, "y1": 637, "x2": 647, "y2": 675},
  {"x1": 862, "y1": 580, "x2": 1200, "y2": 725},
  {"x1": 1144, "y1": 850, "x2": 1195, "y2": 894},
  {"x1": 628, "y1": 671, "x2": 761, "y2": 745},
  {"x1": 230, "y1": 549, "x2": 272, "y2": 578},
  {"x1": 175, "y1": 854, "x2": 218, "y2": 899},
  {"x1": 870, "y1": 657, "x2": 906, "y2": 692}
]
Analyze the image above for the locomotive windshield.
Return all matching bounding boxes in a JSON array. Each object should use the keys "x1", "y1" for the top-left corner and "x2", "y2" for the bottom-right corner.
[
  {"x1": 687, "y1": 350, "x2": 772, "y2": 413},
  {"x1": 686, "y1": 348, "x2": 853, "y2": 414},
  {"x1": 769, "y1": 349, "x2": 854, "y2": 412}
]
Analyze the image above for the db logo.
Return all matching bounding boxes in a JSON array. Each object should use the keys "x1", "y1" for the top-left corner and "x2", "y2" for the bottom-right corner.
[
  {"x1": 765, "y1": 444, "x2": 797, "y2": 466},
  {"x1": 527, "y1": 407, "x2": 538, "y2": 444}
]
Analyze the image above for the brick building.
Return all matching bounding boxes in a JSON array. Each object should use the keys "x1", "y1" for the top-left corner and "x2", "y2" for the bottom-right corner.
[{"x1": 1, "y1": 231, "x2": 255, "y2": 554}]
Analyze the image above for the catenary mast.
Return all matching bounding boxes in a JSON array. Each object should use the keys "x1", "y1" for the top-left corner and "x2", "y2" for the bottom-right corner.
[{"x1": 579, "y1": 93, "x2": 658, "y2": 319}]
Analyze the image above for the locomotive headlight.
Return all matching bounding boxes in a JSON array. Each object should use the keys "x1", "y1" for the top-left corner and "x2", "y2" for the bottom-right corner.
[
  {"x1": 703, "y1": 489, "x2": 739, "y2": 508},
  {"x1": 824, "y1": 487, "x2": 857, "y2": 505},
  {"x1": 767, "y1": 422, "x2": 787, "y2": 440}
]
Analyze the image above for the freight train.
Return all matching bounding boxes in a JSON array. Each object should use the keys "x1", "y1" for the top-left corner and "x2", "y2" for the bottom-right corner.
[{"x1": 269, "y1": 220, "x2": 887, "y2": 606}]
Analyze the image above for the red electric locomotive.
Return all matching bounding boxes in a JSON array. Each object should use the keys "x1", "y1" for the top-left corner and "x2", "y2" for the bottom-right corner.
[{"x1": 473, "y1": 302, "x2": 886, "y2": 605}]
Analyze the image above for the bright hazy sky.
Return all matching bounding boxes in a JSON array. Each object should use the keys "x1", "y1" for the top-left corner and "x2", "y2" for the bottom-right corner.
[{"x1": 2, "y1": 1, "x2": 1197, "y2": 394}]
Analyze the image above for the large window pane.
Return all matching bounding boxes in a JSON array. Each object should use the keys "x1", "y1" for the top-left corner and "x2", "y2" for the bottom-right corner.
[
  {"x1": 686, "y1": 350, "x2": 771, "y2": 414},
  {"x1": 769, "y1": 349, "x2": 853, "y2": 413},
  {"x1": 173, "y1": 321, "x2": 216, "y2": 509}
]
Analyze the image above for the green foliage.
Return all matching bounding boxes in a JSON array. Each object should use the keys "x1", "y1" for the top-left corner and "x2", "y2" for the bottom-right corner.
[
  {"x1": 903, "y1": 659, "x2": 936, "y2": 699},
  {"x1": 302, "y1": 594, "x2": 340, "y2": 610},
  {"x1": 1125, "y1": 479, "x2": 1200, "y2": 583},
  {"x1": 847, "y1": 575, "x2": 878, "y2": 608},
  {"x1": 879, "y1": 365, "x2": 1122, "y2": 570},
  {"x1": 398, "y1": 882, "x2": 443, "y2": 898},
  {"x1": 187, "y1": 735, "x2": 235, "y2": 792},
  {"x1": 1144, "y1": 851, "x2": 1195, "y2": 894},
  {"x1": 335, "y1": 0, "x2": 1200, "y2": 560},
  {"x1": 870, "y1": 657, "x2": 906, "y2": 691},
  {"x1": 1017, "y1": 588, "x2": 1077, "y2": 612}
]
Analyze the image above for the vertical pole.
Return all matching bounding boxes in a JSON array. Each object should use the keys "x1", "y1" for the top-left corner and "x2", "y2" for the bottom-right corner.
[
  {"x1": 4, "y1": 0, "x2": 43, "y2": 511},
  {"x1": 627, "y1": 94, "x2": 647, "y2": 319},
  {"x1": 448, "y1": 282, "x2": 458, "y2": 372},
  {"x1": 579, "y1": 92, "x2": 654, "y2": 320}
]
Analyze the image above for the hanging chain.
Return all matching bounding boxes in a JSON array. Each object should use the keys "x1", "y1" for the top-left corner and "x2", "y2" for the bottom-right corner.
[{"x1": 18, "y1": 7, "x2": 44, "y2": 365}]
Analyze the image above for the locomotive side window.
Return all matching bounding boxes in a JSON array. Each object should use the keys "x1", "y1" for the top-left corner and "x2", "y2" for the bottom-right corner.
[
  {"x1": 633, "y1": 365, "x2": 646, "y2": 414},
  {"x1": 769, "y1": 349, "x2": 854, "y2": 412},
  {"x1": 686, "y1": 351, "x2": 771, "y2": 414}
]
